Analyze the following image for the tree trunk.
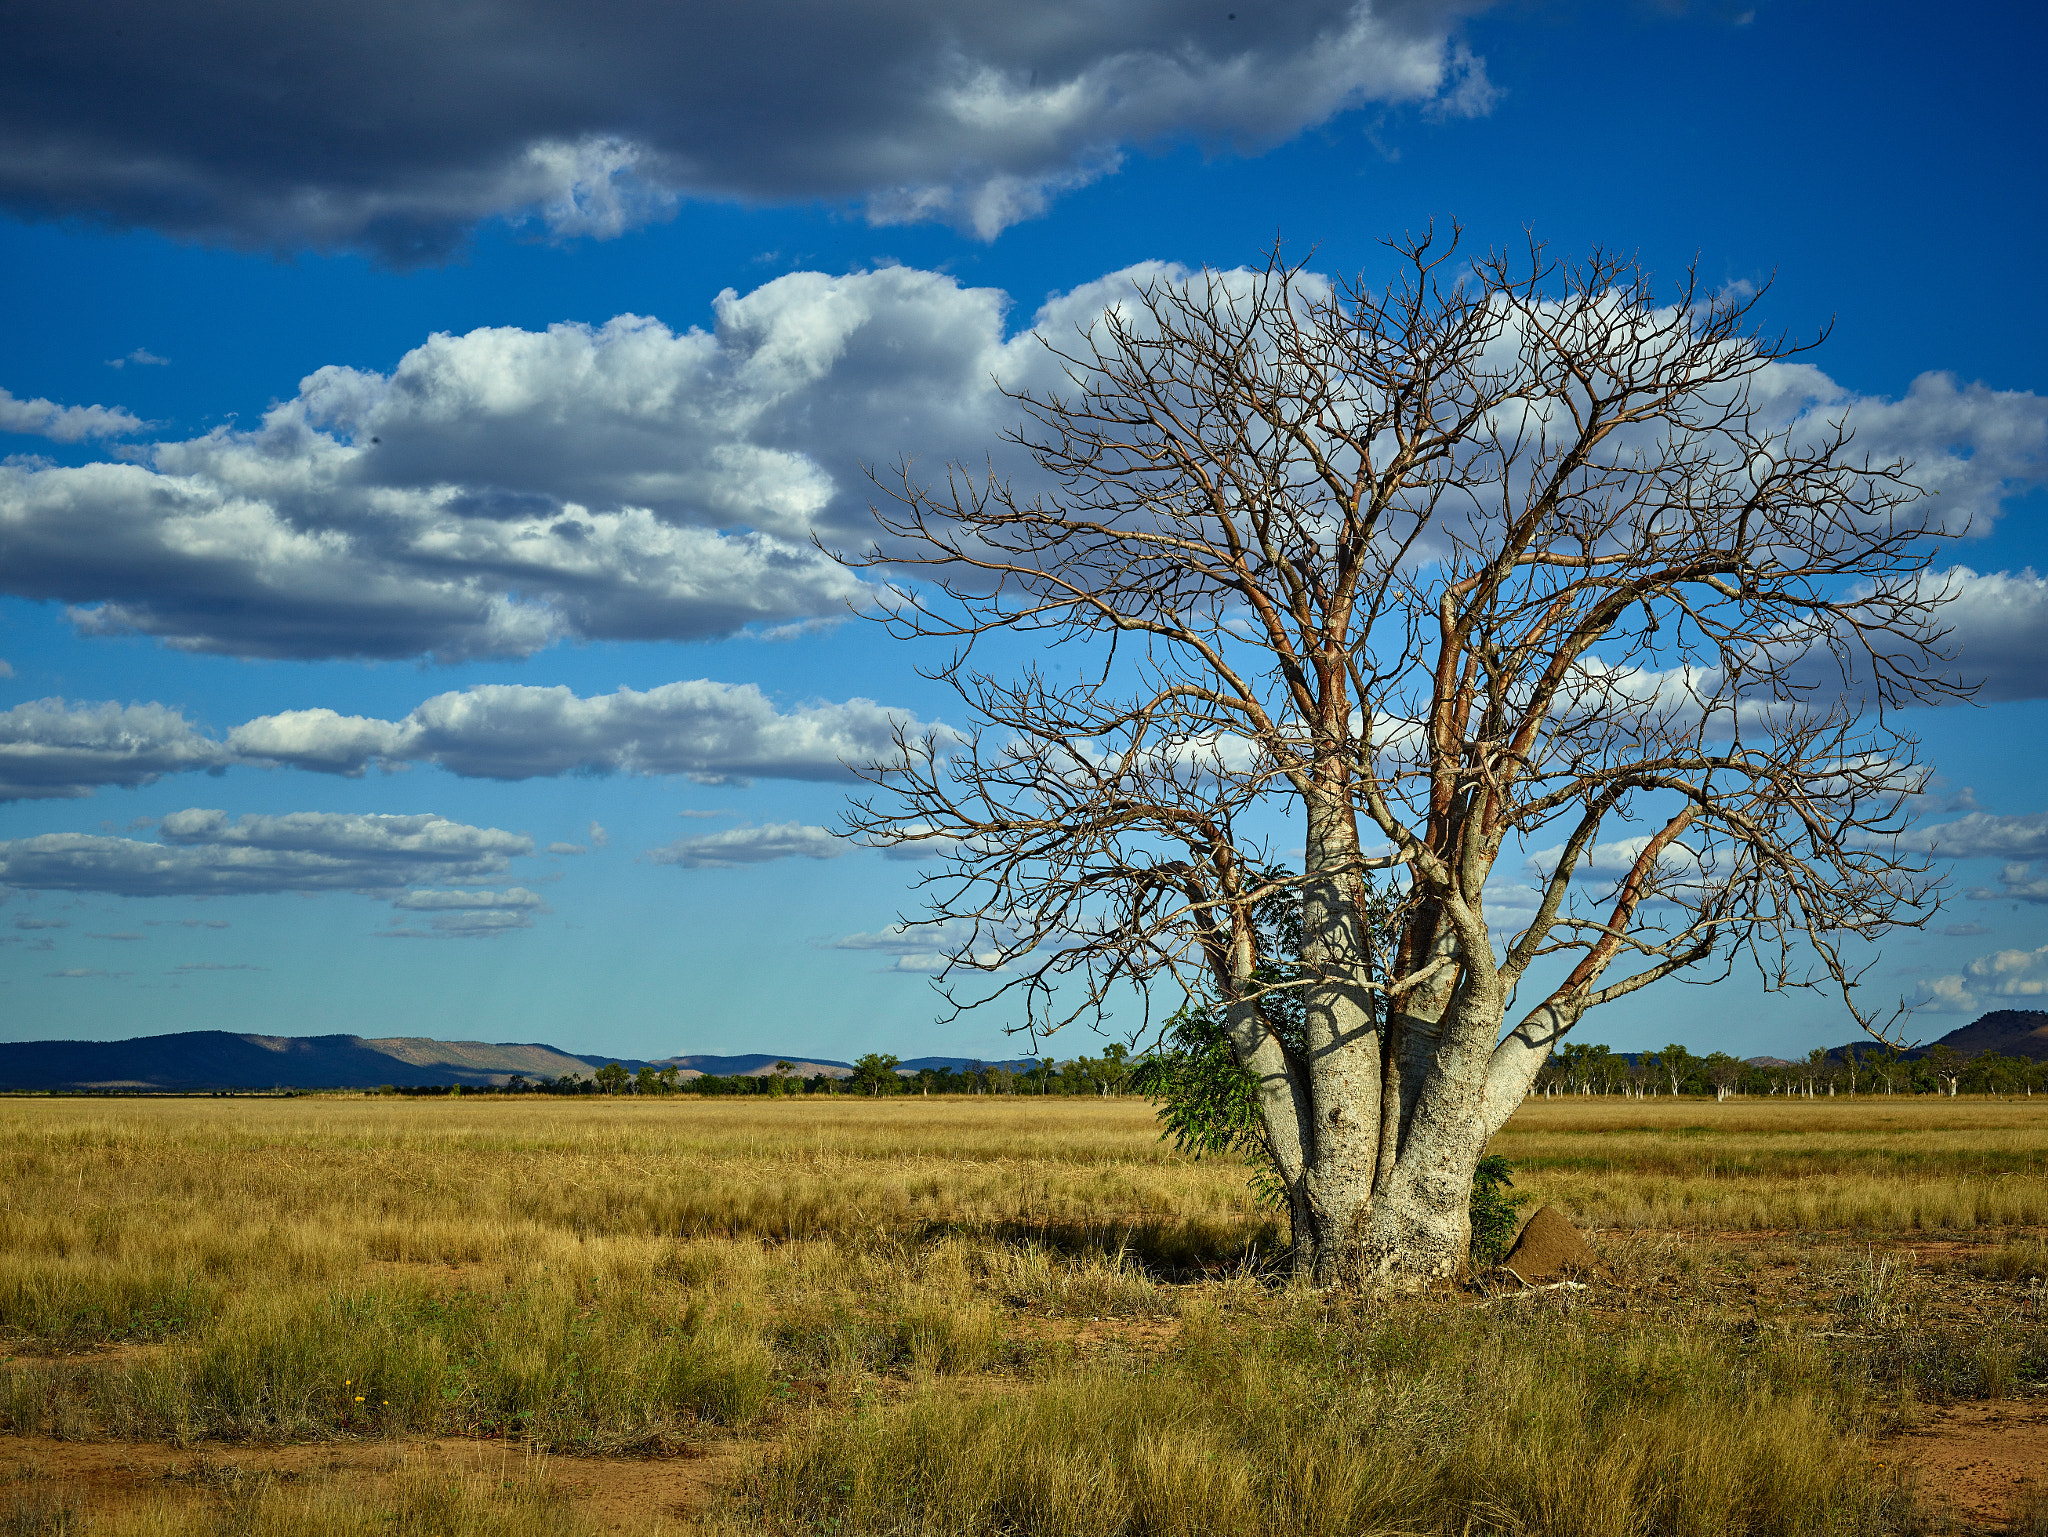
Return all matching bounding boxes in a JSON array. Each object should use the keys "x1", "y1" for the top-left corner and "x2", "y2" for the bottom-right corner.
[{"x1": 1291, "y1": 793, "x2": 1385, "y2": 1283}]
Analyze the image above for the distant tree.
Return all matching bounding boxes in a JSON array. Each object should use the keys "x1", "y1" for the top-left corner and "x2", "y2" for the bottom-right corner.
[
  {"x1": 1923, "y1": 1043, "x2": 1965, "y2": 1097},
  {"x1": 658, "y1": 1065, "x2": 680, "y2": 1094},
  {"x1": 1654, "y1": 1043, "x2": 1698, "y2": 1097},
  {"x1": 849, "y1": 1053, "x2": 902, "y2": 1096},
  {"x1": 1098, "y1": 1043, "x2": 1132, "y2": 1097},
  {"x1": 633, "y1": 1066, "x2": 659, "y2": 1096},
  {"x1": 593, "y1": 1062, "x2": 630, "y2": 1095},
  {"x1": 1702, "y1": 1052, "x2": 1745, "y2": 1102}
]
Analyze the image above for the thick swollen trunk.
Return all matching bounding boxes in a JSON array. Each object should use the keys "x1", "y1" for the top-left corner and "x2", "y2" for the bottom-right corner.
[
  {"x1": 1230, "y1": 800, "x2": 1561, "y2": 1289},
  {"x1": 1242, "y1": 945, "x2": 1555, "y2": 1291},
  {"x1": 1295, "y1": 795, "x2": 1383, "y2": 1282}
]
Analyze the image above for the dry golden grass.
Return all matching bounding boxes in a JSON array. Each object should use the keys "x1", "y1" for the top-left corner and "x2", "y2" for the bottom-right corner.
[
  {"x1": 1496, "y1": 1096, "x2": 2048, "y2": 1232},
  {"x1": 0, "y1": 1090, "x2": 2039, "y2": 1534}
]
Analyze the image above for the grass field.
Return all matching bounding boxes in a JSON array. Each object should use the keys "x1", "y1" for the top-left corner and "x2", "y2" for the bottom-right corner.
[{"x1": 0, "y1": 1093, "x2": 2043, "y2": 1535}]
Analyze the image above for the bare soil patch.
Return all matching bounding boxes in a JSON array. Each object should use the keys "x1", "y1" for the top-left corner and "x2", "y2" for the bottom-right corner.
[{"x1": 1893, "y1": 1399, "x2": 2048, "y2": 1532}]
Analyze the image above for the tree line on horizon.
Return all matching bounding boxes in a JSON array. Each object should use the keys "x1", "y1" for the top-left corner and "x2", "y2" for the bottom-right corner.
[
  {"x1": 374, "y1": 1049, "x2": 1141, "y2": 1099},
  {"x1": 1538, "y1": 1041, "x2": 2044, "y2": 1099},
  {"x1": 361, "y1": 1038, "x2": 2044, "y2": 1101}
]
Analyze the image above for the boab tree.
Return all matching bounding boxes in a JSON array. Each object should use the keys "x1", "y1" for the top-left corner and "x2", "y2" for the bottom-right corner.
[{"x1": 841, "y1": 232, "x2": 1957, "y2": 1289}]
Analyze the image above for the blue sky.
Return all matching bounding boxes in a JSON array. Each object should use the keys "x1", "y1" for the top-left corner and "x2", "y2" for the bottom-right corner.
[{"x1": 2, "y1": 0, "x2": 2045, "y2": 1063}]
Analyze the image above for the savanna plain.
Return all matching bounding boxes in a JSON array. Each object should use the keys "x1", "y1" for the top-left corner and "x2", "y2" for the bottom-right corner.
[{"x1": 2, "y1": 1092, "x2": 2045, "y2": 1537}]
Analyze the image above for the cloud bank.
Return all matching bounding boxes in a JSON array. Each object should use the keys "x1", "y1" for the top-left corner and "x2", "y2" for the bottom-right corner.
[
  {"x1": 0, "y1": 386, "x2": 147, "y2": 442},
  {"x1": 1917, "y1": 942, "x2": 2048, "y2": 1013},
  {"x1": 4, "y1": 264, "x2": 2041, "y2": 668},
  {"x1": 229, "y1": 681, "x2": 936, "y2": 786},
  {"x1": 0, "y1": 810, "x2": 541, "y2": 935},
  {"x1": 0, "y1": 680, "x2": 942, "y2": 803},
  {"x1": 0, "y1": 1, "x2": 1495, "y2": 260},
  {"x1": 0, "y1": 698, "x2": 230, "y2": 801}
]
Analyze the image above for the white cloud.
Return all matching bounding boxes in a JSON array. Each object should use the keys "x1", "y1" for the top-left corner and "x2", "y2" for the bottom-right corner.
[
  {"x1": 0, "y1": 386, "x2": 147, "y2": 442},
  {"x1": 0, "y1": 809, "x2": 531, "y2": 900},
  {"x1": 1907, "y1": 568, "x2": 2048, "y2": 703},
  {"x1": 588, "y1": 820, "x2": 610, "y2": 849},
  {"x1": 1916, "y1": 942, "x2": 2048, "y2": 1013},
  {"x1": 647, "y1": 822, "x2": 843, "y2": 870},
  {"x1": 6, "y1": 265, "x2": 2041, "y2": 669},
  {"x1": 106, "y1": 349, "x2": 169, "y2": 370},
  {"x1": 229, "y1": 681, "x2": 938, "y2": 784},
  {"x1": 546, "y1": 842, "x2": 587, "y2": 856},
  {"x1": 1903, "y1": 810, "x2": 2048, "y2": 861},
  {"x1": 0, "y1": 678, "x2": 945, "y2": 801},
  {"x1": 1, "y1": 2, "x2": 1494, "y2": 258},
  {"x1": 1968, "y1": 861, "x2": 2048, "y2": 905},
  {"x1": 0, "y1": 697, "x2": 231, "y2": 802}
]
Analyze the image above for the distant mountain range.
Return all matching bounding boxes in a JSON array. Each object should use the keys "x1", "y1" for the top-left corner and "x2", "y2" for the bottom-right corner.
[
  {"x1": 1814, "y1": 1010, "x2": 2048, "y2": 1065},
  {"x1": 1907, "y1": 1009, "x2": 2048, "y2": 1061},
  {"x1": 10, "y1": 1012, "x2": 2034, "y2": 1094},
  {"x1": 0, "y1": 1031, "x2": 1046, "y2": 1092}
]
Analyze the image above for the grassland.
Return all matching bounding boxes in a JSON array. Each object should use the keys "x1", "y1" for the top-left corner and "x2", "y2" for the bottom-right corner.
[{"x1": 0, "y1": 1093, "x2": 2043, "y2": 1535}]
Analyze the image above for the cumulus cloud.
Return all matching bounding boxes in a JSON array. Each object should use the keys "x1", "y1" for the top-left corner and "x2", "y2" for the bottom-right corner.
[
  {"x1": 9, "y1": 261, "x2": 2042, "y2": 670},
  {"x1": 647, "y1": 821, "x2": 843, "y2": 869},
  {"x1": 0, "y1": 266, "x2": 1054, "y2": 659},
  {"x1": 1968, "y1": 862, "x2": 2048, "y2": 905},
  {"x1": 546, "y1": 842, "x2": 587, "y2": 856},
  {"x1": 106, "y1": 350, "x2": 169, "y2": 370},
  {"x1": 229, "y1": 681, "x2": 937, "y2": 784},
  {"x1": 0, "y1": 697, "x2": 230, "y2": 802},
  {"x1": 1907, "y1": 568, "x2": 2048, "y2": 703},
  {"x1": 1901, "y1": 810, "x2": 2048, "y2": 861},
  {"x1": 0, "y1": 0, "x2": 1496, "y2": 260},
  {"x1": 0, "y1": 386, "x2": 147, "y2": 442},
  {"x1": 0, "y1": 809, "x2": 532, "y2": 899},
  {"x1": 1916, "y1": 942, "x2": 2048, "y2": 1013},
  {"x1": 1805, "y1": 374, "x2": 2048, "y2": 534},
  {"x1": 0, "y1": 678, "x2": 943, "y2": 801}
]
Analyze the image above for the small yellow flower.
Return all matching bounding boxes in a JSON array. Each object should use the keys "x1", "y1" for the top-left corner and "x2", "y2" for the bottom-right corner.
[{"x1": 355, "y1": 1395, "x2": 364, "y2": 1401}]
